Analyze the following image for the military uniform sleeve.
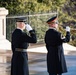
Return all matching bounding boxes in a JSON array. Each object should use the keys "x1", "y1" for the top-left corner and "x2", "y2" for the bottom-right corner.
[
  {"x1": 61, "y1": 32, "x2": 70, "y2": 42},
  {"x1": 50, "y1": 31, "x2": 71, "y2": 46},
  {"x1": 22, "y1": 30, "x2": 37, "y2": 43}
]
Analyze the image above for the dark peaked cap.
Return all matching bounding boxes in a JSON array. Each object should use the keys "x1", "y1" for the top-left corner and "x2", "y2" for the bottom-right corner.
[
  {"x1": 16, "y1": 17, "x2": 27, "y2": 22},
  {"x1": 46, "y1": 16, "x2": 57, "y2": 23}
]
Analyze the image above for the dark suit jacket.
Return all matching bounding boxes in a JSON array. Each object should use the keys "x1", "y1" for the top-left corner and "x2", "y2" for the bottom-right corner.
[{"x1": 44, "y1": 28, "x2": 70, "y2": 74}]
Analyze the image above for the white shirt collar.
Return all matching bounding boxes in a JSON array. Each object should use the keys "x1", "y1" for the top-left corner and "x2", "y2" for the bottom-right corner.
[{"x1": 49, "y1": 27, "x2": 56, "y2": 30}]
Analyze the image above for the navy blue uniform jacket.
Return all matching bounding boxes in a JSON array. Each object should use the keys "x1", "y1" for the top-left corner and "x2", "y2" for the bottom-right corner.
[
  {"x1": 11, "y1": 29, "x2": 37, "y2": 75},
  {"x1": 44, "y1": 28, "x2": 70, "y2": 74}
]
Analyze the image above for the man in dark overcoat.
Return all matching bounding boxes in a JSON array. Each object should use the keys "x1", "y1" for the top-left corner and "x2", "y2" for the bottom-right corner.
[
  {"x1": 44, "y1": 16, "x2": 70, "y2": 75},
  {"x1": 11, "y1": 17, "x2": 37, "y2": 75}
]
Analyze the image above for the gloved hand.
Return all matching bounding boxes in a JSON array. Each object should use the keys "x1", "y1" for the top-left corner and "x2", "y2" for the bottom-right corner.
[
  {"x1": 66, "y1": 26, "x2": 70, "y2": 32},
  {"x1": 25, "y1": 24, "x2": 33, "y2": 31}
]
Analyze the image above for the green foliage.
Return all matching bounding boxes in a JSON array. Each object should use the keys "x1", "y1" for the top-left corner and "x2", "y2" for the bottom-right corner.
[
  {"x1": 1, "y1": 0, "x2": 76, "y2": 46},
  {"x1": 69, "y1": 39, "x2": 76, "y2": 46},
  {"x1": 0, "y1": 0, "x2": 66, "y2": 15}
]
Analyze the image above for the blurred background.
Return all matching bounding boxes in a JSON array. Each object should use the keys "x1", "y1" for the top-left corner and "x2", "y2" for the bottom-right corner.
[{"x1": 0, "y1": 0, "x2": 76, "y2": 46}]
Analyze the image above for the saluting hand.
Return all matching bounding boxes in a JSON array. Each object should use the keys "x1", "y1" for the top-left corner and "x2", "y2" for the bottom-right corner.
[
  {"x1": 66, "y1": 26, "x2": 70, "y2": 32},
  {"x1": 25, "y1": 24, "x2": 33, "y2": 31}
]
